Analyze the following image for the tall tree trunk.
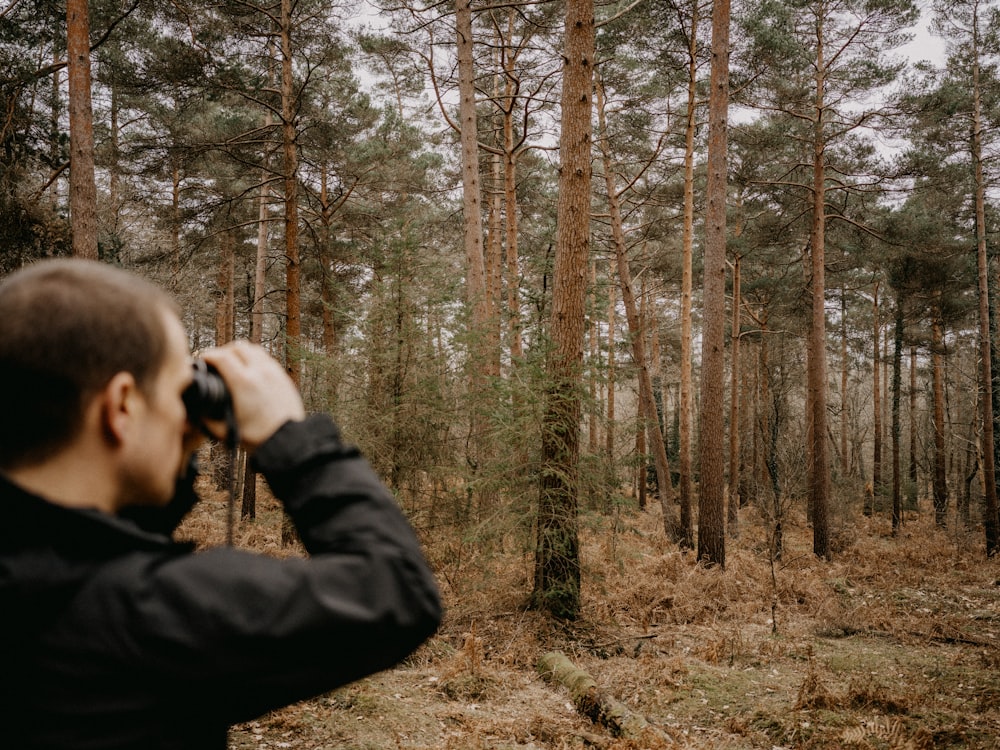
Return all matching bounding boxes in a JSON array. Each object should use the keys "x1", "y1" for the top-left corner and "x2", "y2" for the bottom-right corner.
[
  {"x1": 841, "y1": 287, "x2": 850, "y2": 477},
  {"x1": 758, "y1": 311, "x2": 782, "y2": 559},
  {"x1": 808, "y1": 17, "x2": 830, "y2": 559},
  {"x1": 49, "y1": 49, "x2": 61, "y2": 207},
  {"x1": 280, "y1": 0, "x2": 300, "y2": 387},
  {"x1": 456, "y1": 0, "x2": 487, "y2": 340},
  {"x1": 244, "y1": 50, "x2": 276, "y2": 522},
  {"x1": 931, "y1": 298, "x2": 948, "y2": 526},
  {"x1": 503, "y1": 101, "x2": 523, "y2": 363},
  {"x1": 108, "y1": 86, "x2": 120, "y2": 248},
  {"x1": 679, "y1": 0, "x2": 698, "y2": 549},
  {"x1": 589, "y1": 262, "x2": 600, "y2": 454},
  {"x1": 606, "y1": 272, "x2": 616, "y2": 463},
  {"x1": 972, "y1": 23, "x2": 1000, "y2": 555},
  {"x1": 455, "y1": 0, "x2": 492, "y2": 505},
  {"x1": 66, "y1": 0, "x2": 98, "y2": 259},
  {"x1": 278, "y1": 0, "x2": 301, "y2": 549},
  {"x1": 595, "y1": 76, "x2": 679, "y2": 540},
  {"x1": 487, "y1": 148, "x2": 504, "y2": 379},
  {"x1": 212, "y1": 230, "x2": 236, "y2": 492},
  {"x1": 697, "y1": 0, "x2": 730, "y2": 566},
  {"x1": 728, "y1": 255, "x2": 741, "y2": 536},
  {"x1": 171, "y1": 160, "x2": 181, "y2": 278},
  {"x1": 871, "y1": 282, "x2": 881, "y2": 515},
  {"x1": 908, "y1": 345, "x2": 918, "y2": 510},
  {"x1": 533, "y1": 0, "x2": 594, "y2": 620},
  {"x1": 892, "y1": 299, "x2": 904, "y2": 534}
]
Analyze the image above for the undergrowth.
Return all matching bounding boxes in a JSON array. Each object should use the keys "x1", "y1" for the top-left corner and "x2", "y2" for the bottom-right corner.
[{"x1": 177, "y1": 480, "x2": 1000, "y2": 749}]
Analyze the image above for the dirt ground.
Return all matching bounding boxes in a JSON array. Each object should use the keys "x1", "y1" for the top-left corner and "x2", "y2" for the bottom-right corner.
[{"x1": 178, "y1": 483, "x2": 1000, "y2": 750}]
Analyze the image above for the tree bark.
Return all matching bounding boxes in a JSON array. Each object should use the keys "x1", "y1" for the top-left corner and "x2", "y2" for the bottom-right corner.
[
  {"x1": 606, "y1": 272, "x2": 616, "y2": 463},
  {"x1": 244, "y1": 47, "x2": 276, "y2": 522},
  {"x1": 871, "y1": 282, "x2": 881, "y2": 515},
  {"x1": 808, "y1": 19, "x2": 831, "y2": 557},
  {"x1": 697, "y1": 0, "x2": 730, "y2": 567},
  {"x1": 892, "y1": 299, "x2": 903, "y2": 534},
  {"x1": 728, "y1": 255, "x2": 741, "y2": 536},
  {"x1": 679, "y1": 0, "x2": 699, "y2": 550},
  {"x1": 280, "y1": 0, "x2": 300, "y2": 388},
  {"x1": 533, "y1": 0, "x2": 594, "y2": 620},
  {"x1": 841, "y1": 287, "x2": 850, "y2": 477},
  {"x1": 595, "y1": 76, "x2": 679, "y2": 541},
  {"x1": 931, "y1": 297, "x2": 948, "y2": 525},
  {"x1": 66, "y1": 0, "x2": 98, "y2": 259},
  {"x1": 908, "y1": 345, "x2": 918, "y2": 510},
  {"x1": 972, "y1": 30, "x2": 1000, "y2": 554}
]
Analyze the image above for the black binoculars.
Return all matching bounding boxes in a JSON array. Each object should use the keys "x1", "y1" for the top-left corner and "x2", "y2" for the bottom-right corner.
[{"x1": 182, "y1": 359, "x2": 232, "y2": 425}]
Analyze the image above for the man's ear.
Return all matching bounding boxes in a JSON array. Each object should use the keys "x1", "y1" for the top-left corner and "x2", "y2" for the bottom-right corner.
[{"x1": 100, "y1": 371, "x2": 141, "y2": 445}]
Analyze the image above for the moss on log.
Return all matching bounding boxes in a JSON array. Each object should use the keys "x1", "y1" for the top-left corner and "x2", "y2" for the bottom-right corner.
[{"x1": 537, "y1": 651, "x2": 671, "y2": 742}]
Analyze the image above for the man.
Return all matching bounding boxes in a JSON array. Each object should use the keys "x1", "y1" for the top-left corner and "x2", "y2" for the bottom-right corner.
[{"x1": 0, "y1": 258, "x2": 442, "y2": 750}]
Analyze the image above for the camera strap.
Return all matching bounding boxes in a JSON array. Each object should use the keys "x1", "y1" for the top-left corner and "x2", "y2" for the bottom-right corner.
[{"x1": 223, "y1": 413, "x2": 239, "y2": 547}]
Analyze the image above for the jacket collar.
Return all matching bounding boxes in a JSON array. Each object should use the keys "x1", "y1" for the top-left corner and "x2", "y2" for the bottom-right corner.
[{"x1": 0, "y1": 472, "x2": 184, "y2": 559}]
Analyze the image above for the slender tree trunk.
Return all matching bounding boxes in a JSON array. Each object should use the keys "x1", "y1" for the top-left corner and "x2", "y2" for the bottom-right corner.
[
  {"x1": 841, "y1": 287, "x2": 850, "y2": 477},
  {"x1": 589, "y1": 262, "x2": 600, "y2": 454},
  {"x1": 212, "y1": 230, "x2": 236, "y2": 492},
  {"x1": 808, "y1": 19, "x2": 830, "y2": 559},
  {"x1": 503, "y1": 61, "x2": 523, "y2": 364},
  {"x1": 606, "y1": 272, "x2": 616, "y2": 463},
  {"x1": 456, "y1": 0, "x2": 487, "y2": 339},
  {"x1": 972, "y1": 25, "x2": 1000, "y2": 555},
  {"x1": 595, "y1": 77, "x2": 679, "y2": 540},
  {"x1": 171, "y1": 161, "x2": 181, "y2": 278},
  {"x1": 679, "y1": 1, "x2": 698, "y2": 549},
  {"x1": 49, "y1": 49, "x2": 61, "y2": 207},
  {"x1": 108, "y1": 86, "x2": 120, "y2": 246},
  {"x1": 871, "y1": 282, "x2": 881, "y2": 516},
  {"x1": 908, "y1": 345, "x2": 918, "y2": 510},
  {"x1": 280, "y1": 0, "x2": 300, "y2": 387},
  {"x1": 533, "y1": 0, "x2": 594, "y2": 619},
  {"x1": 66, "y1": 0, "x2": 98, "y2": 259},
  {"x1": 487, "y1": 149, "x2": 504, "y2": 378},
  {"x1": 931, "y1": 299, "x2": 948, "y2": 525},
  {"x1": 892, "y1": 299, "x2": 903, "y2": 534},
  {"x1": 278, "y1": 0, "x2": 301, "y2": 548},
  {"x1": 244, "y1": 52, "x2": 275, "y2": 522},
  {"x1": 728, "y1": 256, "x2": 741, "y2": 536},
  {"x1": 697, "y1": 0, "x2": 730, "y2": 566},
  {"x1": 455, "y1": 0, "x2": 493, "y2": 505}
]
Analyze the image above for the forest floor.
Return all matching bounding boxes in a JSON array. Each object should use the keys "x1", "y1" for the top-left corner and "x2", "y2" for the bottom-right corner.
[{"x1": 179, "y1": 481, "x2": 1000, "y2": 750}]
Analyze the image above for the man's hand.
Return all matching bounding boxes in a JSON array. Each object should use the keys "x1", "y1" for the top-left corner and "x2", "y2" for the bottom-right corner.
[{"x1": 200, "y1": 341, "x2": 306, "y2": 451}]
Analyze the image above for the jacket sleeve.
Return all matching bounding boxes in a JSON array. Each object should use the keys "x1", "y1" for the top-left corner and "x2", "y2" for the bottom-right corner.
[{"x1": 96, "y1": 414, "x2": 442, "y2": 724}]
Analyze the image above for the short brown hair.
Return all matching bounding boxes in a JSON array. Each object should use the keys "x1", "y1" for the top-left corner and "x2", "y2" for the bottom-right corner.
[{"x1": 0, "y1": 259, "x2": 179, "y2": 469}]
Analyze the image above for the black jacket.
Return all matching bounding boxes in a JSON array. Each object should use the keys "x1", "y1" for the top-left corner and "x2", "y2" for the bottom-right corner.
[{"x1": 0, "y1": 415, "x2": 442, "y2": 750}]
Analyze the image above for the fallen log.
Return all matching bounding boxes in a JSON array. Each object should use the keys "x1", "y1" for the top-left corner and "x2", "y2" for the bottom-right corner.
[{"x1": 537, "y1": 651, "x2": 673, "y2": 744}]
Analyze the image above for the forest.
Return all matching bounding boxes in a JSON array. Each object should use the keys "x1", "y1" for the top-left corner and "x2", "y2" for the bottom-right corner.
[{"x1": 3, "y1": 0, "x2": 1000, "y2": 747}]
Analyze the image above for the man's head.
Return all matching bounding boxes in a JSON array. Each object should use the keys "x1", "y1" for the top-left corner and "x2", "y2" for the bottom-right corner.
[{"x1": 0, "y1": 259, "x2": 182, "y2": 473}]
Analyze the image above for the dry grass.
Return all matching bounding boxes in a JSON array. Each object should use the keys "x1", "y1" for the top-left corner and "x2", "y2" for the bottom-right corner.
[{"x1": 179, "y1": 478, "x2": 1000, "y2": 749}]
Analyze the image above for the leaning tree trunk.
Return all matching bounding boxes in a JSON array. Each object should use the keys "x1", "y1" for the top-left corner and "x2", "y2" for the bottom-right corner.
[{"x1": 595, "y1": 75, "x2": 679, "y2": 542}]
